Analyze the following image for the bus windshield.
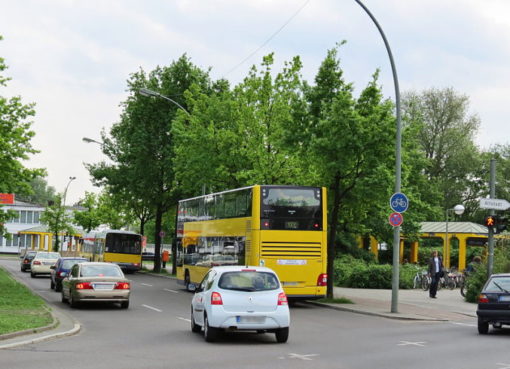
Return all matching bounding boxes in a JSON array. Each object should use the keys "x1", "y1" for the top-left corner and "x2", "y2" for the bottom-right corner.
[
  {"x1": 105, "y1": 233, "x2": 142, "y2": 255},
  {"x1": 261, "y1": 187, "x2": 322, "y2": 230}
]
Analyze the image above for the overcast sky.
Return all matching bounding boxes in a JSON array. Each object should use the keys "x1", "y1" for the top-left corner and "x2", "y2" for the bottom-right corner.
[{"x1": 1, "y1": 0, "x2": 510, "y2": 204}]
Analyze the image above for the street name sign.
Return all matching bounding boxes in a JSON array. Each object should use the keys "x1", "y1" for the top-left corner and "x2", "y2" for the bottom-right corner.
[{"x1": 479, "y1": 198, "x2": 510, "y2": 211}]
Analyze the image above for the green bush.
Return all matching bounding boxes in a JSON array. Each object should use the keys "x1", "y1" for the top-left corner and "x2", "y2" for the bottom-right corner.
[
  {"x1": 333, "y1": 256, "x2": 418, "y2": 289},
  {"x1": 465, "y1": 245, "x2": 510, "y2": 302}
]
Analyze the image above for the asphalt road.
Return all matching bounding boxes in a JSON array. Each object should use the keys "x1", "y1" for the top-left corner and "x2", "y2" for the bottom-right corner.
[{"x1": 1, "y1": 258, "x2": 510, "y2": 369}]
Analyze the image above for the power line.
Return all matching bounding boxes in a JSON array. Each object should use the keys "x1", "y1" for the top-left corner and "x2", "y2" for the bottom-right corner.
[{"x1": 224, "y1": 0, "x2": 311, "y2": 77}]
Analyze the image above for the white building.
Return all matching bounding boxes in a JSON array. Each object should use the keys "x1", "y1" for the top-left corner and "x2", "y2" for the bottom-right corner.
[{"x1": 0, "y1": 200, "x2": 46, "y2": 254}]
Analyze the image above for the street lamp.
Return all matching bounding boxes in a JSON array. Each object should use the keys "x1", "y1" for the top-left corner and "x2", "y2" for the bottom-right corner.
[
  {"x1": 63, "y1": 176, "x2": 76, "y2": 207},
  {"x1": 139, "y1": 88, "x2": 191, "y2": 116},
  {"x1": 445, "y1": 204, "x2": 465, "y2": 268},
  {"x1": 82, "y1": 137, "x2": 102, "y2": 145},
  {"x1": 355, "y1": 0, "x2": 402, "y2": 313}
]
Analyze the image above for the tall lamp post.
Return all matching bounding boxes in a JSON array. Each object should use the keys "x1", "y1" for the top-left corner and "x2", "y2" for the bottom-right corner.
[
  {"x1": 445, "y1": 204, "x2": 465, "y2": 268},
  {"x1": 55, "y1": 176, "x2": 76, "y2": 251},
  {"x1": 82, "y1": 137, "x2": 102, "y2": 146},
  {"x1": 355, "y1": 0, "x2": 402, "y2": 313},
  {"x1": 139, "y1": 88, "x2": 191, "y2": 116}
]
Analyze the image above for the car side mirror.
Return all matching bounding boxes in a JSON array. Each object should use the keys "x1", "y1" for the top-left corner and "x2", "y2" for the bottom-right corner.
[
  {"x1": 189, "y1": 283, "x2": 201, "y2": 292},
  {"x1": 50, "y1": 265, "x2": 56, "y2": 270}
]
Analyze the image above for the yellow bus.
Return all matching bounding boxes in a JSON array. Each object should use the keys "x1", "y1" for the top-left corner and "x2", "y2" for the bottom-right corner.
[
  {"x1": 81, "y1": 230, "x2": 142, "y2": 273},
  {"x1": 176, "y1": 185, "x2": 328, "y2": 300}
]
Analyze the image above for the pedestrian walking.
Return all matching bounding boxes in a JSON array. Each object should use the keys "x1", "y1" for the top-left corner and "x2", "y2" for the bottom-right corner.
[
  {"x1": 428, "y1": 250, "x2": 443, "y2": 298},
  {"x1": 162, "y1": 250, "x2": 169, "y2": 269}
]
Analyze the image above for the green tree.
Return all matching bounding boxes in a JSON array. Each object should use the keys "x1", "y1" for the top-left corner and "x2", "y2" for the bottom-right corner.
[
  {"x1": 88, "y1": 55, "x2": 212, "y2": 272},
  {"x1": 0, "y1": 36, "x2": 45, "y2": 234},
  {"x1": 73, "y1": 192, "x2": 102, "y2": 233},
  {"x1": 284, "y1": 45, "x2": 396, "y2": 297},
  {"x1": 40, "y1": 194, "x2": 75, "y2": 252},
  {"x1": 401, "y1": 88, "x2": 481, "y2": 215},
  {"x1": 15, "y1": 176, "x2": 56, "y2": 205}
]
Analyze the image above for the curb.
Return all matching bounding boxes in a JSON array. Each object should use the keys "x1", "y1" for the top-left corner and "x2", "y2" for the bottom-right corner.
[
  {"x1": 307, "y1": 301, "x2": 449, "y2": 322},
  {"x1": 0, "y1": 307, "x2": 58, "y2": 341}
]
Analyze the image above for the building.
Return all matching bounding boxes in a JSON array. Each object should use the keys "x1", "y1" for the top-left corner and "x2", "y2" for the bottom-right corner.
[{"x1": 0, "y1": 200, "x2": 46, "y2": 254}]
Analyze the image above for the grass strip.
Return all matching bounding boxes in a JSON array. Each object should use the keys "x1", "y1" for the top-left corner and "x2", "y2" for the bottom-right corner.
[
  {"x1": 0, "y1": 267, "x2": 53, "y2": 335},
  {"x1": 316, "y1": 297, "x2": 354, "y2": 304}
]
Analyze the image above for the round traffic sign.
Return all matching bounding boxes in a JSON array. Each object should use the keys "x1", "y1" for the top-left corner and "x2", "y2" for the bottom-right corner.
[
  {"x1": 389, "y1": 212, "x2": 403, "y2": 227},
  {"x1": 390, "y1": 192, "x2": 409, "y2": 213}
]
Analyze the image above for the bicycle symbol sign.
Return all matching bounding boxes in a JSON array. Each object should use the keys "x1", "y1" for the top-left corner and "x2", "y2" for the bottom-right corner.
[{"x1": 390, "y1": 192, "x2": 409, "y2": 213}]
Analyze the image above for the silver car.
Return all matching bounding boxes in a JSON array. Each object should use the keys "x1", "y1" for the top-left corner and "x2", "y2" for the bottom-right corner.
[
  {"x1": 30, "y1": 252, "x2": 60, "y2": 278},
  {"x1": 61, "y1": 262, "x2": 130, "y2": 309}
]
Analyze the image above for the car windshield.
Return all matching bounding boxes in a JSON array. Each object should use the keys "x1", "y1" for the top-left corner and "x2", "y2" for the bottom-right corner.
[
  {"x1": 485, "y1": 277, "x2": 510, "y2": 293},
  {"x1": 37, "y1": 253, "x2": 60, "y2": 259},
  {"x1": 80, "y1": 265, "x2": 123, "y2": 278},
  {"x1": 62, "y1": 259, "x2": 87, "y2": 269},
  {"x1": 218, "y1": 271, "x2": 279, "y2": 291}
]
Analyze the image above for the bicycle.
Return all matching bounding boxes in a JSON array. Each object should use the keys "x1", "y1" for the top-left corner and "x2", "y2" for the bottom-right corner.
[{"x1": 413, "y1": 270, "x2": 428, "y2": 289}]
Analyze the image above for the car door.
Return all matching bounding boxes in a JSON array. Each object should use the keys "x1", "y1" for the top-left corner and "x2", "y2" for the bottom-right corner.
[
  {"x1": 192, "y1": 270, "x2": 216, "y2": 325},
  {"x1": 63, "y1": 264, "x2": 80, "y2": 299}
]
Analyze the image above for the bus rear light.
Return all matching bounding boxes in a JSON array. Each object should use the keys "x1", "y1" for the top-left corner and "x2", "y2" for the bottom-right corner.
[
  {"x1": 115, "y1": 282, "x2": 130, "y2": 290},
  {"x1": 76, "y1": 282, "x2": 93, "y2": 290},
  {"x1": 211, "y1": 292, "x2": 223, "y2": 305},
  {"x1": 317, "y1": 273, "x2": 328, "y2": 286},
  {"x1": 313, "y1": 223, "x2": 320, "y2": 229},
  {"x1": 261, "y1": 219, "x2": 271, "y2": 229},
  {"x1": 277, "y1": 292, "x2": 288, "y2": 306}
]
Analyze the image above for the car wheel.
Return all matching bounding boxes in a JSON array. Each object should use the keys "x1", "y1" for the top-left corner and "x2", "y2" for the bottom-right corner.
[
  {"x1": 69, "y1": 293, "x2": 79, "y2": 308},
  {"x1": 275, "y1": 327, "x2": 289, "y2": 343},
  {"x1": 50, "y1": 279, "x2": 55, "y2": 290},
  {"x1": 61, "y1": 291, "x2": 68, "y2": 303},
  {"x1": 30, "y1": 272, "x2": 36, "y2": 278},
  {"x1": 478, "y1": 318, "x2": 489, "y2": 334},
  {"x1": 120, "y1": 301, "x2": 129, "y2": 309},
  {"x1": 55, "y1": 282, "x2": 62, "y2": 292},
  {"x1": 191, "y1": 308, "x2": 201, "y2": 333},
  {"x1": 204, "y1": 315, "x2": 218, "y2": 342}
]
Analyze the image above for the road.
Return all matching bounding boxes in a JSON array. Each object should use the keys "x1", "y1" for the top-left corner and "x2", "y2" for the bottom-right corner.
[{"x1": 1, "y1": 258, "x2": 510, "y2": 369}]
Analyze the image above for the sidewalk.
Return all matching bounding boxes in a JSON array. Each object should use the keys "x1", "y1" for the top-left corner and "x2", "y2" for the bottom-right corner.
[{"x1": 317, "y1": 287, "x2": 478, "y2": 322}]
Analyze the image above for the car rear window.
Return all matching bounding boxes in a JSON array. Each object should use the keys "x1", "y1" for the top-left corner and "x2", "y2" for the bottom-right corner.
[
  {"x1": 62, "y1": 259, "x2": 87, "y2": 269},
  {"x1": 218, "y1": 271, "x2": 279, "y2": 291},
  {"x1": 80, "y1": 265, "x2": 123, "y2": 277},
  {"x1": 37, "y1": 253, "x2": 60, "y2": 259},
  {"x1": 485, "y1": 277, "x2": 510, "y2": 293}
]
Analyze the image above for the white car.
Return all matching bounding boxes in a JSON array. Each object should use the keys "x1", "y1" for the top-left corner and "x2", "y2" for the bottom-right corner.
[
  {"x1": 190, "y1": 266, "x2": 290, "y2": 343},
  {"x1": 30, "y1": 252, "x2": 61, "y2": 278}
]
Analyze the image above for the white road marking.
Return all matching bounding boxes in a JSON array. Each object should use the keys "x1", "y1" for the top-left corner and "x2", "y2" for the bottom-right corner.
[
  {"x1": 451, "y1": 321, "x2": 476, "y2": 327},
  {"x1": 177, "y1": 317, "x2": 191, "y2": 323},
  {"x1": 140, "y1": 283, "x2": 153, "y2": 287},
  {"x1": 397, "y1": 341, "x2": 427, "y2": 347},
  {"x1": 164, "y1": 288, "x2": 179, "y2": 293},
  {"x1": 288, "y1": 353, "x2": 319, "y2": 361},
  {"x1": 142, "y1": 304, "x2": 162, "y2": 312}
]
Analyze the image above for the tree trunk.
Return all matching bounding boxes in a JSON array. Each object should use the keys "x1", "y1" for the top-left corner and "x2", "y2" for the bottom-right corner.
[
  {"x1": 153, "y1": 203, "x2": 163, "y2": 273},
  {"x1": 327, "y1": 175, "x2": 341, "y2": 299}
]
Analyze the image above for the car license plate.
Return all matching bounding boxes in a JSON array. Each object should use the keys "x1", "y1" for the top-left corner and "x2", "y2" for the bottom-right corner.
[
  {"x1": 93, "y1": 284, "x2": 114, "y2": 290},
  {"x1": 43, "y1": 262, "x2": 54, "y2": 265},
  {"x1": 499, "y1": 295, "x2": 510, "y2": 302},
  {"x1": 236, "y1": 316, "x2": 265, "y2": 324}
]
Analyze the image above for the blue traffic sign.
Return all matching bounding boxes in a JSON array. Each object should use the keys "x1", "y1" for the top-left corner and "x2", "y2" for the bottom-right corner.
[
  {"x1": 389, "y1": 212, "x2": 403, "y2": 227},
  {"x1": 390, "y1": 192, "x2": 409, "y2": 213}
]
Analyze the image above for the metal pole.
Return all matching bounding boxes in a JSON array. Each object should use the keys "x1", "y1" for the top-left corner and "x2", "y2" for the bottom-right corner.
[
  {"x1": 487, "y1": 159, "x2": 496, "y2": 276},
  {"x1": 445, "y1": 209, "x2": 449, "y2": 268},
  {"x1": 355, "y1": 0, "x2": 402, "y2": 313}
]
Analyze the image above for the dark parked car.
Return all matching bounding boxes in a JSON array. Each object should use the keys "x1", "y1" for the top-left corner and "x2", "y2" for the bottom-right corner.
[
  {"x1": 142, "y1": 251, "x2": 155, "y2": 261},
  {"x1": 476, "y1": 273, "x2": 510, "y2": 334},
  {"x1": 50, "y1": 257, "x2": 88, "y2": 292},
  {"x1": 20, "y1": 250, "x2": 37, "y2": 272}
]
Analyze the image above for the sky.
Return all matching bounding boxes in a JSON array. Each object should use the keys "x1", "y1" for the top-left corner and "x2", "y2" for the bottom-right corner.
[{"x1": 1, "y1": 0, "x2": 510, "y2": 205}]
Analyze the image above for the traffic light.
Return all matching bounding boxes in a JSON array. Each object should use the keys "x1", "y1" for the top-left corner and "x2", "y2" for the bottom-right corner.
[
  {"x1": 485, "y1": 215, "x2": 496, "y2": 230},
  {"x1": 496, "y1": 216, "x2": 508, "y2": 234}
]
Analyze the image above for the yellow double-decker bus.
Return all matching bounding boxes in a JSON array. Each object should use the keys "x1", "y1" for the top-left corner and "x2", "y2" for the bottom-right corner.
[
  {"x1": 81, "y1": 230, "x2": 142, "y2": 273},
  {"x1": 176, "y1": 185, "x2": 327, "y2": 300}
]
